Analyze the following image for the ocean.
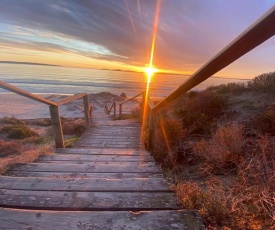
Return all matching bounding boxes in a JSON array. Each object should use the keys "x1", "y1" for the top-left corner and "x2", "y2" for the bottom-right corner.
[{"x1": 0, "y1": 64, "x2": 247, "y2": 97}]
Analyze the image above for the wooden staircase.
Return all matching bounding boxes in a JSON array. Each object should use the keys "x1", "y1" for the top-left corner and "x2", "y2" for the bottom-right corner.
[{"x1": 0, "y1": 114, "x2": 204, "y2": 229}]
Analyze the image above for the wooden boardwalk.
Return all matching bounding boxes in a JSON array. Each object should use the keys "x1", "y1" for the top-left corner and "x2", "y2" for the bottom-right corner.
[{"x1": 0, "y1": 112, "x2": 204, "y2": 229}]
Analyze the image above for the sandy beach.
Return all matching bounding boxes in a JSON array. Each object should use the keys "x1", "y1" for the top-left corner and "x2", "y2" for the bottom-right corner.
[{"x1": 0, "y1": 92, "x2": 140, "y2": 119}]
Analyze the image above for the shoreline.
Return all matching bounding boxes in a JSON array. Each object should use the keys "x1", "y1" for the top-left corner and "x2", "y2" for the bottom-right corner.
[{"x1": 0, "y1": 92, "x2": 141, "y2": 119}]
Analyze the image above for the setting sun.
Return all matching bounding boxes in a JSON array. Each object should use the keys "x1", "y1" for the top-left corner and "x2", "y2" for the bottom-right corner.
[{"x1": 144, "y1": 67, "x2": 158, "y2": 80}]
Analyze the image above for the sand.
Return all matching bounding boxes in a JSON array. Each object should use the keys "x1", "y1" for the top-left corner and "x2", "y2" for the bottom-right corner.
[{"x1": 0, "y1": 92, "x2": 140, "y2": 119}]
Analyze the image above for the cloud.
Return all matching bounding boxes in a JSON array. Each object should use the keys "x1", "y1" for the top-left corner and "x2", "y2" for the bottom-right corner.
[{"x1": 0, "y1": 0, "x2": 274, "y2": 73}]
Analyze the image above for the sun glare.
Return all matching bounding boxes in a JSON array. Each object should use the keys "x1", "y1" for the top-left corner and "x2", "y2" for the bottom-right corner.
[{"x1": 144, "y1": 67, "x2": 158, "y2": 81}]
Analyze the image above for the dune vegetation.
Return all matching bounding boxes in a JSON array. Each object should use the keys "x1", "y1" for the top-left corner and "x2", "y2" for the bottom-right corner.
[
  {"x1": 0, "y1": 116, "x2": 86, "y2": 173},
  {"x1": 148, "y1": 71, "x2": 275, "y2": 229}
]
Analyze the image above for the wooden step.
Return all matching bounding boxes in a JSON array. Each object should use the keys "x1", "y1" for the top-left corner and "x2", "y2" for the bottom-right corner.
[
  {"x1": 0, "y1": 176, "x2": 171, "y2": 192},
  {"x1": 37, "y1": 154, "x2": 154, "y2": 162},
  {"x1": 0, "y1": 208, "x2": 205, "y2": 230},
  {"x1": 56, "y1": 148, "x2": 148, "y2": 155},
  {"x1": 10, "y1": 162, "x2": 161, "y2": 173},
  {"x1": 5, "y1": 171, "x2": 164, "y2": 179},
  {"x1": 0, "y1": 190, "x2": 181, "y2": 210}
]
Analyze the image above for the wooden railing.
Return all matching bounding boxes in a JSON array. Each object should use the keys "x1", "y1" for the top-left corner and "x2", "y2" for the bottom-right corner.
[
  {"x1": 105, "y1": 101, "x2": 116, "y2": 117},
  {"x1": 0, "y1": 81, "x2": 91, "y2": 148},
  {"x1": 119, "y1": 92, "x2": 144, "y2": 118},
  {"x1": 144, "y1": 5, "x2": 275, "y2": 150}
]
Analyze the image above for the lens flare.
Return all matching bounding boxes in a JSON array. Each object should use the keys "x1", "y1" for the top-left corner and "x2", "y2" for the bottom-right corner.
[
  {"x1": 142, "y1": 0, "x2": 161, "y2": 135},
  {"x1": 144, "y1": 67, "x2": 158, "y2": 82}
]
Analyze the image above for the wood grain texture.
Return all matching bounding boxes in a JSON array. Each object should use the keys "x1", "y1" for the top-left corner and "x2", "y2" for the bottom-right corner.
[
  {"x1": 5, "y1": 171, "x2": 164, "y2": 179},
  {"x1": 36, "y1": 154, "x2": 154, "y2": 162},
  {"x1": 10, "y1": 162, "x2": 162, "y2": 173},
  {"x1": 0, "y1": 105, "x2": 205, "y2": 229},
  {"x1": 0, "y1": 176, "x2": 171, "y2": 192},
  {"x1": 0, "y1": 190, "x2": 180, "y2": 210},
  {"x1": 0, "y1": 208, "x2": 205, "y2": 230}
]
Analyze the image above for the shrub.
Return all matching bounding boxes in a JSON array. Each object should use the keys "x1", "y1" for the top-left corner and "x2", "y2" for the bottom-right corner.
[
  {"x1": 207, "y1": 82, "x2": 247, "y2": 95},
  {"x1": 0, "y1": 117, "x2": 24, "y2": 125},
  {"x1": 131, "y1": 106, "x2": 141, "y2": 119},
  {"x1": 151, "y1": 118, "x2": 192, "y2": 167},
  {"x1": 251, "y1": 107, "x2": 275, "y2": 135},
  {"x1": 176, "y1": 91, "x2": 227, "y2": 134},
  {"x1": 62, "y1": 119, "x2": 85, "y2": 136},
  {"x1": 195, "y1": 124, "x2": 244, "y2": 174},
  {"x1": 176, "y1": 179, "x2": 230, "y2": 227},
  {"x1": 1, "y1": 125, "x2": 39, "y2": 139},
  {"x1": 247, "y1": 71, "x2": 275, "y2": 93},
  {"x1": 0, "y1": 140, "x2": 23, "y2": 157},
  {"x1": 33, "y1": 119, "x2": 52, "y2": 126},
  {"x1": 230, "y1": 135, "x2": 275, "y2": 229}
]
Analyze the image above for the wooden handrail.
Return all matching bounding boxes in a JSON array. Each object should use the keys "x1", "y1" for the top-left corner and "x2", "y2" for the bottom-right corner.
[
  {"x1": 119, "y1": 91, "x2": 144, "y2": 117},
  {"x1": 0, "y1": 81, "x2": 90, "y2": 148},
  {"x1": 145, "y1": 5, "x2": 275, "y2": 150},
  {"x1": 105, "y1": 101, "x2": 116, "y2": 117},
  {"x1": 152, "y1": 5, "x2": 275, "y2": 112},
  {"x1": 56, "y1": 93, "x2": 87, "y2": 106},
  {"x1": 147, "y1": 97, "x2": 155, "y2": 110},
  {"x1": 119, "y1": 92, "x2": 144, "y2": 105},
  {"x1": 0, "y1": 81, "x2": 57, "y2": 106}
]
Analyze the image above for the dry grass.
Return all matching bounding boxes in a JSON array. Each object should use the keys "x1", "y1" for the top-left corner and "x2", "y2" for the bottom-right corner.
[
  {"x1": 175, "y1": 130, "x2": 275, "y2": 229},
  {"x1": 0, "y1": 117, "x2": 24, "y2": 125},
  {"x1": 1, "y1": 124, "x2": 39, "y2": 139},
  {"x1": 195, "y1": 124, "x2": 244, "y2": 174},
  {"x1": 176, "y1": 179, "x2": 231, "y2": 228},
  {"x1": 62, "y1": 118, "x2": 85, "y2": 136},
  {"x1": 252, "y1": 107, "x2": 275, "y2": 135},
  {"x1": 0, "y1": 139, "x2": 52, "y2": 174},
  {"x1": 229, "y1": 136, "x2": 275, "y2": 229},
  {"x1": 176, "y1": 91, "x2": 227, "y2": 135}
]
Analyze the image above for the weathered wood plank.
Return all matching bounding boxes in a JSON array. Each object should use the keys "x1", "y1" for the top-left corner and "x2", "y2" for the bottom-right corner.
[
  {"x1": 56, "y1": 148, "x2": 149, "y2": 156},
  {"x1": 49, "y1": 105, "x2": 64, "y2": 148},
  {"x1": 55, "y1": 93, "x2": 87, "y2": 106},
  {"x1": 0, "y1": 176, "x2": 171, "y2": 192},
  {"x1": 0, "y1": 208, "x2": 205, "y2": 230},
  {"x1": 0, "y1": 81, "x2": 56, "y2": 106},
  {"x1": 38, "y1": 154, "x2": 154, "y2": 162},
  {"x1": 0, "y1": 190, "x2": 180, "y2": 210},
  {"x1": 10, "y1": 162, "x2": 162, "y2": 173},
  {"x1": 5, "y1": 172, "x2": 164, "y2": 179},
  {"x1": 74, "y1": 144, "x2": 144, "y2": 149}
]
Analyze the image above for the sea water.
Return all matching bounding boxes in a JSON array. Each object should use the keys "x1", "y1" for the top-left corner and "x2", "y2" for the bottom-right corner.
[{"x1": 0, "y1": 64, "x2": 247, "y2": 97}]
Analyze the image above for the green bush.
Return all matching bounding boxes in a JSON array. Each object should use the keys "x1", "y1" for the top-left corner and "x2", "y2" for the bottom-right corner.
[
  {"x1": 1, "y1": 125, "x2": 39, "y2": 139},
  {"x1": 0, "y1": 117, "x2": 24, "y2": 125}
]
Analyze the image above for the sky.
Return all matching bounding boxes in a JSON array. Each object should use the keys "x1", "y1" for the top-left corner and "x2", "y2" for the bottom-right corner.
[{"x1": 0, "y1": 0, "x2": 274, "y2": 78}]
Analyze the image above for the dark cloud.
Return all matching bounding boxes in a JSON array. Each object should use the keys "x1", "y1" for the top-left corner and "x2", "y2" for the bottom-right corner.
[{"x1": 0, "y1": 0, "x2": 274, "y2": 71}]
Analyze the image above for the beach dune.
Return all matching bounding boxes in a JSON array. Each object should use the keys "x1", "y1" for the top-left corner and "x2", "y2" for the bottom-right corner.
[{"x1": 0, "y1": 92, "x2": 140, "y2": 119}]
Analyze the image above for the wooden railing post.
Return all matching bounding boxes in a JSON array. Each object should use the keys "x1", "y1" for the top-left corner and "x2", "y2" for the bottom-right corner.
[
  {"x1": 83, "y1": 95, "x2": 90, "y2": 128},
  {"x1": 141, "y1": 92, "x2": 145, "y2": 124},
  {"x1": 147, "y1": 109, "x2": 156, "y2": 150},
  {"x1": 119, "y1": 104, "x2": 122, "y2": 117},
  {"x1": 114, "y1": 102, "x2": 116, "y2": 118},
  {"x1": 49, "y1": 105, "x2": 64, "y2": 148}
]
